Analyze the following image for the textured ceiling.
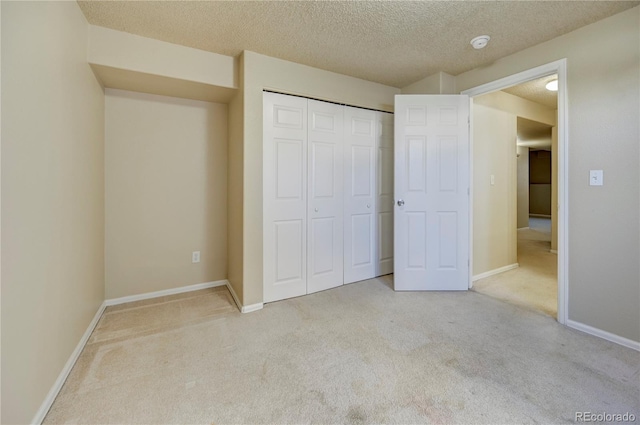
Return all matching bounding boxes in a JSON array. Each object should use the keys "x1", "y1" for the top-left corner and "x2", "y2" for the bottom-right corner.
[
  {"x1": 77, "y1": 1, "x2": 639, "y2": 88},
  {"x1": 504, "y1": 75, "x2": 558, "y2": 109}
]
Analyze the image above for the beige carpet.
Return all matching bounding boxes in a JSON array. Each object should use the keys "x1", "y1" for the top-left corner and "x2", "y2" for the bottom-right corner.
[
  {"x1": 472, "y1": 219, "x2": 557, "y2": 317},
  {"x1": 44, "y1": 278, "x2": 639, "y2": 424}
]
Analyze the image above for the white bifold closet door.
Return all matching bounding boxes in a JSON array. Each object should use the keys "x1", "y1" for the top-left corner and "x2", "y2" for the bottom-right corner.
[
  {"x1": 343, "y1": 108, "x2": 395, "y2": 283},
  {"x1": 264, "y1": 92, "x2": 394, "y2": 303},
  {"x1": 307, "y1": 100, "x2": 344, "y2": 294},
  {"x1": 343, "y1": 107, "x2": 377, "y2": 284},
  {"x1": 263, "y1": 93, "x2": 308, "y2": 303},
  {"x1": 377, "y1": 112, "x2": 394, "y2": 276}
]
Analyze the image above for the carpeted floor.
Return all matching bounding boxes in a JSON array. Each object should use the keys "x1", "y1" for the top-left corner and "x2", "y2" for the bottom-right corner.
[
  {"x1": 472, "y1": 217, "x2": 557, "y2": 317},
  {"x1": 44, "y1": 277, "x2": 639, "y2": 424}
]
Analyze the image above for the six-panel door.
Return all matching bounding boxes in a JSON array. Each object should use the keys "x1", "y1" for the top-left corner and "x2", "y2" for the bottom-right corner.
[
  {"x1": 263, "y1": 93, "x2": 308, "y2": 303},
  {"x1": 264, "y1": 92, "x2": 396, "y2": 303},
  {"x1": 394, "y1": 95, "x2": 470, "y2": 291},
  {"x1": 343, "y1": 107, "x2": 377, "y2": 284},
  {"x1": 307, "y1": 100, "x2": 344, "y2": 293}
]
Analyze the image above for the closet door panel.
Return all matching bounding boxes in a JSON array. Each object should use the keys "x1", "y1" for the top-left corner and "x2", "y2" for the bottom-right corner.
[
  {"x1": 377, "y1": 111, "x2": 395, "y2": 276},
  {"x1": 307, "y1": 100, "x2": 344, "y2": 294},
  {"x1": 344, "y1": 107, "x2": 377, "y2": 284},
  {"x1": 264, "y1": 92, "x2": 308, "y2": 302}
]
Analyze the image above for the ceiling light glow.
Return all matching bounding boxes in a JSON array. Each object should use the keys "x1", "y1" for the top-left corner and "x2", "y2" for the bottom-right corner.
[{"x1": 545, "y1": 79, "x2": 558, "y2": 91}]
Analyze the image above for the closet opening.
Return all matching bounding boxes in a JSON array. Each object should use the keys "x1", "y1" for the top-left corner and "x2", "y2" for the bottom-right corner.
[{"x1": 262, "y1": 91, "x2": 394, "y2": 303}]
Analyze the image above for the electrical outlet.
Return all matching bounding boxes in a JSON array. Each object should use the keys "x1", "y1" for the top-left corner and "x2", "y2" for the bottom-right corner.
[{"x1": 192, "y1": 251, "x2": 200, "y2": 263}]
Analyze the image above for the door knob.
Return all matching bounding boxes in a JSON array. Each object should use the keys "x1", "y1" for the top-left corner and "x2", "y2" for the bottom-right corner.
[
  {"x1": 366, "y1": 204, "x2": 371, "y2": 209},
  {"x1": 314, "y1": 208, "x2": 319, "y2": 212},
  {"x1": 397, "y1": 199, "x2": 405, "y2": 206}
]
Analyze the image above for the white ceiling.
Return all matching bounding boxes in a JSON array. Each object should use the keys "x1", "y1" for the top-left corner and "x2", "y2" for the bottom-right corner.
[{"x1": 77, "y1": 1, "x2": 638, "y2": 88}]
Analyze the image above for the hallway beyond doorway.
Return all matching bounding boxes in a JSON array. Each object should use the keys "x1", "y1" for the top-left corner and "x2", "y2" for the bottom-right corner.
[{"x1": 473, "y1": 218, "x2": 557, "y2": 317}]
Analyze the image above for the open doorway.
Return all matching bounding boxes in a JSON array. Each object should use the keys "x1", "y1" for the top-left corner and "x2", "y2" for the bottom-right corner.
[
  {"x1": 465, "y1": 68, "x2": 564, "y2": 320},
  {"x1": 474, "y1": 94, "x2": 558, "y2": 317}
]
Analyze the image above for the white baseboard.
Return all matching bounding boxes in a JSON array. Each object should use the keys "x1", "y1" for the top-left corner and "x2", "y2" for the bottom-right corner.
[
  {"x1": 32, "y1": 301, "x2": 107, "y2": 425},
  {"x1": 517, "y1": 227, "x2": 530, "y2": 230},
  {"x1": 529, "y1": 214, "x2": 551, "y2": 218},
  {"x1": 226, "y1": 281, "x2": 242, "y2": 311},
  {"x1": 550, "y1": 249, "x2": 558, "y2": 254},
  {"x1": 566, "y1": 319, "x2": 640, "y2": 351},
  {"x1": 226, "y1": 281, "x2": 263, "y2": 313},
  {"x1": 473, "y1": 263, "x2": 519, "y2": 282},
  {"x1": 104, "y1": 280, "x2": 228, "y2": 306},
  {"x1": 242, "y1": 302, "x2": 264, "y2": 313}
]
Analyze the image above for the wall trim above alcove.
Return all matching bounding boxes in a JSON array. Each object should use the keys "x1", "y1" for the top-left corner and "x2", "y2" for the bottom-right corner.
[{"x1": 87, "y1": 25, "x2": 238, "y2": 103}]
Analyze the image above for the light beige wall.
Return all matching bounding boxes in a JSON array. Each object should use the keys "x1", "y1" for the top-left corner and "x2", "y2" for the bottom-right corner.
[
  {"x1": 472, "y1": 103, "x2": 518, "y2": 276},
  {"x1": 242, "y1": 51, "x2": 399, "y2": 305},
  {"x1": 1, "y1": 2, "x2": 105, "y2": 423},
  {"x1": 551, "y1": 126, "x2": 558, "y2": 251},
  {"x1": 474, "y1": 90, "x2": 556, "y2": 234},
  {"x1": 458, "y1": 6, "x2": 640, "y2": 342},
  {"x1": 88, "y1": 25, "x2": 237, "y2": 88},
  {"x1": 517, "y1": 146, "x2": 530, "y2": 229},
  {"x1": 440, "y1": 72, "x2": 457, "y2": 95},
  {"x1": 227, "y1": 53, "x2": 244, "y2": 303},
  {"x1": 87, "y1": 26, "x2": 237, "y2": 104},
  {"x1": 473, "y1": 91, "x2": 556, "y2": 126},
  {"x1": 401, "y1": 71, "x2": 456, "y2": 94},
  {"x1": 105, "y1": 89, "x2": 227, "y2": 299},
  {"x1": 401, "y1": 72, "x2": 441, "y2": 94}
]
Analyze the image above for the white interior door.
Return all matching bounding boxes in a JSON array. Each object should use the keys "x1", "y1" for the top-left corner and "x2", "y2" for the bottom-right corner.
[
  {"x1": 343, "y1": 106, "x2": 377, "y2": 284},
  {"x1": 263, "y1": 92, "x2": 308, "y2": 302},
  {"x1": 377, "y1": 111, "x2": 394, "y2": 276},
  {"x1": 394, "y1": 95, "x2": 470, "y2": 290},
  {"x1": 307, "y1": 100, "x2": 344, "y2": 293}
]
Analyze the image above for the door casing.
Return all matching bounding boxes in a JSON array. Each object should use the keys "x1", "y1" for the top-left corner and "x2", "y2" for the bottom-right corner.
[{"x1": 461, "y1": 59, "x2": 568, "y2": 325}]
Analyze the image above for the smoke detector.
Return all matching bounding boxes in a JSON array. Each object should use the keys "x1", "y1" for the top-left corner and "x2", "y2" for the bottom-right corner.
[{"x1": 470, "y1": 35, "x2": 491, "y2": 50}]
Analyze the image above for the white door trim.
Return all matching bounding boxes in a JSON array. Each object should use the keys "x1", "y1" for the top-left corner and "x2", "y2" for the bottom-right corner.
[{"x1": 461, "y1": 59, "x2": 569, "y2": 325}]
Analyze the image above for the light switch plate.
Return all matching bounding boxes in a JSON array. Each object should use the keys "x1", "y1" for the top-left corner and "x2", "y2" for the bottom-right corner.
[{"x1": 589, "y1": 170, "x2": 603, "y2": 186}]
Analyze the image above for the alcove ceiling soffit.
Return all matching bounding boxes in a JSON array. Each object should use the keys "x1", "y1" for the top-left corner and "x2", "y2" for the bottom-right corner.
[
  {"x1": 517, "y1": 116, "x2": 553, "y2": 145},
  {"x1": 78, "y1": 1, "x2": 638, "y2": 88}
]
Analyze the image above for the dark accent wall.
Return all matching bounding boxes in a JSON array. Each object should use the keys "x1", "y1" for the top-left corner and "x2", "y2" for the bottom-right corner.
[{"x1": 529, "y1": 150, "x2": 551, "y2": 215}]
